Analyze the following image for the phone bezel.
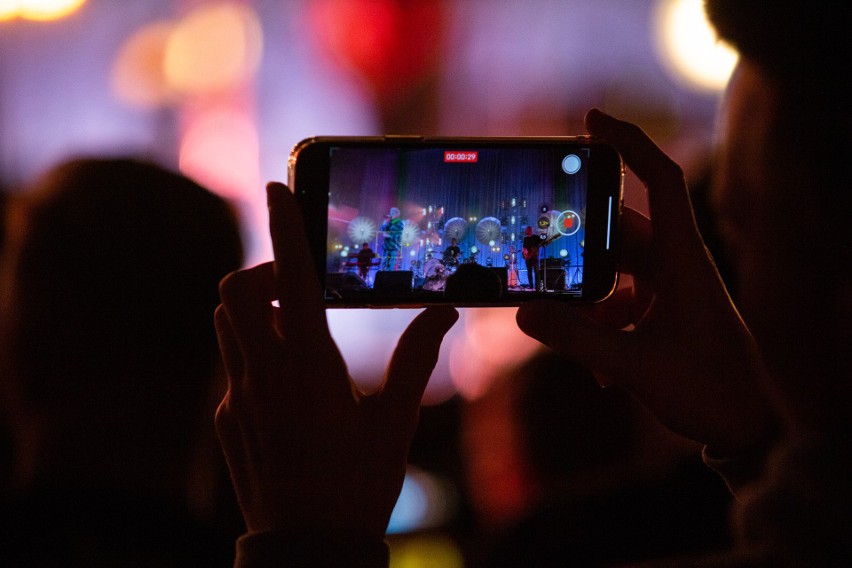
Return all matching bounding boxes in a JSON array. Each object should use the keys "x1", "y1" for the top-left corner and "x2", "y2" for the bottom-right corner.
[{"x1": 289, "y1": 136, "x2": 623, "y2": 308}]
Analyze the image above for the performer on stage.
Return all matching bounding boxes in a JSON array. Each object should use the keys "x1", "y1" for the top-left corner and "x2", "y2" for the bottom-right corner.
[
  {"x1": 380, "y1": 207, "x2": 403, "y2": 270},
  {"x1": 443, "y1": 238, "x2": 461, "y2": 267},
  {"x1": 522, "y1": 226, "x2": 542, "y2": 290},
  {"x1": 356, "y1": 242, "x2": 374, "y2": 281}
]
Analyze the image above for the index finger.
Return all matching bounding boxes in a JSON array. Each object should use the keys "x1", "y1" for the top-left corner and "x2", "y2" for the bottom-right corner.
[{"x1": 266, "y1": 181, "x2": 330, "y2": 338}]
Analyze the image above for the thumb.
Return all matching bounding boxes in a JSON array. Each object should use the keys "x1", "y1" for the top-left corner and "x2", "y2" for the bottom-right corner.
[{"x1": 516, "y1": 300, "x2": 632, "y2": 379}]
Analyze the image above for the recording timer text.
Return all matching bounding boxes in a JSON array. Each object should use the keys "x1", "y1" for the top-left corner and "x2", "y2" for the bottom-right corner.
[{"x1": 444, "y1": 151, "x2": 478, "y2": 163}]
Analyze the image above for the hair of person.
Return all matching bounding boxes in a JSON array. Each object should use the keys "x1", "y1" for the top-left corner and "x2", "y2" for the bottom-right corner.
[
  {"x1": 705, "y1": 1, "x2": 851, "y2": 185},
  {"x1": 2, "y1": 157, "x2": 243, "y2": 414},
  {"x1": 705, "y1": 0, "x2": 851, "y2": 275}
]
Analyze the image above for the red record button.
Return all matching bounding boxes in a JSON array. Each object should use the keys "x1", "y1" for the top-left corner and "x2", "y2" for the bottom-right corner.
[{"x1": 444, "y1": 151, "x2": 478, "y2": 163}]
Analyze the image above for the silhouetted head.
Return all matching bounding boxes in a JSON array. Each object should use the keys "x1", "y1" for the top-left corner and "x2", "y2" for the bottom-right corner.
[
  {"x1": 706, "y1": 2, "x2": 852, "y2": 435},
  {"x1": 444, "y1": 263, "x2": 503, "y2": 302},
  {"x1": 0, "y1": 157, "x2": 243, "y2": 485}
]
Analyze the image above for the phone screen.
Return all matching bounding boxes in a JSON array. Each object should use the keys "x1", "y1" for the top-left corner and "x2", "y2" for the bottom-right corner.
[{"x1": 290, "y1": 137, "x2": 622, "y2": 307}]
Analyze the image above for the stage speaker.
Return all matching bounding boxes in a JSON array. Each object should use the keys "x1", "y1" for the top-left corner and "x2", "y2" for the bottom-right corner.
[
  {"x1": 374, "y1": 270, "x2": 413, "y2": 295},
  {"x1": 325, "y1": 272, "x2": 367, "y2": 291},
  {"x1": 543, "y1": 258, "x2": 566, "y2": 290}
]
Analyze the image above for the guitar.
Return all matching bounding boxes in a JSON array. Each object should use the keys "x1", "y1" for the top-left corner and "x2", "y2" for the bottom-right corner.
[
  {"x1": 507, "y1": 247, "x2": 519, "y2": 286},
  {"x1": 522, "y1": 233, "x2": 559, "y2": 260}
]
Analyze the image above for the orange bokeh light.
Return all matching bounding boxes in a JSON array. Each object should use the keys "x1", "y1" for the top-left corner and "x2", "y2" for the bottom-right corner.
[
  {"x1": 164, "y1": 2, "x2": 263, "y2": 96},
  {"x1": 0, "y1": 0, "x2": 86, "y2": 21},
  {"x1": 111, "y1": 21, "x2": 176, "y2": 109}
]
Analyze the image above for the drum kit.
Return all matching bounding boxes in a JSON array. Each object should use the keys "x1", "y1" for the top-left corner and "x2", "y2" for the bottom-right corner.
[{"x1": 422, "y1": 258, "x2": 448, "y2": 291}]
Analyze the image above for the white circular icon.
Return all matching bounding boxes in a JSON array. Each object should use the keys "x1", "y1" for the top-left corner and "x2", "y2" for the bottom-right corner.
[{"x1": 562, "y1": 154, "x2": 581, "y2": 174}]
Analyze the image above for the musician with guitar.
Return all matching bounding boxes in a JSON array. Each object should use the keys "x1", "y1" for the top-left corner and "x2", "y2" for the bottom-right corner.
[
  {"x1": 522, "y1": 226, "x2": 557, "y2": 290},
  {"x1": 522, "y1": 226, "x2": 543, "y2": 290}
]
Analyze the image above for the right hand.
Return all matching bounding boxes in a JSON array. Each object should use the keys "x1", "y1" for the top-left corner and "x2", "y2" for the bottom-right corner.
[{"x1": 517, "y1": 109, "x2": 777, "y2": 456}]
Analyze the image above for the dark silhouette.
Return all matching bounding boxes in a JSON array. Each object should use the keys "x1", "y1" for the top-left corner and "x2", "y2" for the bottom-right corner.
[
  {"x1": 210, "y1": 3, "x2": 852, "y2": 566},
  {"x1": 444, "y1": 263, "x2": 503, "y2": 302},
  {"x1": 0, "y1": 157, "x2": 244, "y2": 566},
  {"x1": 462, "y1": 349, "x2": 731, "y2": 567}
]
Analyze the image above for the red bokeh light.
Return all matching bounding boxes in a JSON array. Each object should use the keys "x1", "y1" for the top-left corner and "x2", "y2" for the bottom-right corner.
[{"x1": 307, "y1": 0, "x2": 445, "y2": 99}]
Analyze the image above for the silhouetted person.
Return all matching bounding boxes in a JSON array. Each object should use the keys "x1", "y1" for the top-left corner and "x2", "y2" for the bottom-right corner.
[
  {"x1": 356, "y1": 242, "x2": 374, "y2": 281},
  {"x1": 0, "y1": 157, "x2": 243, "y2": 566},
  {"x1": 462, "y1": 349, "x2": 731, "y2": 567},
  {"x1": 521, "y1": 226, "x2": 541, "y2": 290},
  {"x1": 444, "y1": 263, "x2": 503, "y2": 302},
  {"x1": 210, "y1": 2, "x2": 852, "y2": 566}
]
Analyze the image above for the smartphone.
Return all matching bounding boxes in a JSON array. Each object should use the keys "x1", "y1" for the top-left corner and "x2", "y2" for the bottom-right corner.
[{"x1": 289, "y1": 136, "x2": 623, "y2": 307}]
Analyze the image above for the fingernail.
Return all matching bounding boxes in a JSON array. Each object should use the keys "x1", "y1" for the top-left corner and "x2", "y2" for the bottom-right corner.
[
  {"x1": 424, "y1": 306, "x2": 460, "y2": 329},
  {"x1": 266, "y1": 182, "x2": 285, "y2": 209}
]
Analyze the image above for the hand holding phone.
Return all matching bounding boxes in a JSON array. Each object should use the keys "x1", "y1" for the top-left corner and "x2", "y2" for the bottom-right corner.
[
  {"x1": 215, "y1": 182, "x2": 459, "y2": 541},
  {"x1": 289, "y1": 136, "x2": 623, "y2": 307},
  {"x1": 517, "y1": 110, "x2": 777, "y2": 458}
]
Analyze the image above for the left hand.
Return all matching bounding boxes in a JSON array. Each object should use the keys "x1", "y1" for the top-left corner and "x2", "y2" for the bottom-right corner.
[
  {"x1": 215, "y1": 182, "x2": 458, "y2": 539},
  {"x1": 516, "y1": 110, "x2": 776, "y2": 457}
]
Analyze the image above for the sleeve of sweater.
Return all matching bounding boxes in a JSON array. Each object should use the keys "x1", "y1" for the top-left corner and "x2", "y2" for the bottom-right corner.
[{"x1": 233, "y1": 529, "x2": 390, "y2": 568}]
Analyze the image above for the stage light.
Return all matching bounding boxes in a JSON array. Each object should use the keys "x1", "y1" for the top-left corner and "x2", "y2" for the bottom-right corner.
[
  {"x1": 111, "y1": 22, "x2": 176, "y2": 109},
  {"x1": 390, "y1": 536, "x2": 463, "y2": 568},
  {"x1": 654, "y1": 0, "x2": 737, "y2": 91},
  {"x1": 387, "y1": 467, "x2": 456, "y2": 535},
  {"x1": 164, "y1": 2, "x2": 263, "y2": 95},
  {"x1": 560, "y1": 249, "x2": 568, "y2": 258},
  {"x1": 470, "y1": 246, "x2": 478, "y2": 254},
  {"x1": 178, "y1": 107, "x2": 260, "y2": 199},
  {"x1": 1, "y1": 0, "x2": 87, "y2": 21}
]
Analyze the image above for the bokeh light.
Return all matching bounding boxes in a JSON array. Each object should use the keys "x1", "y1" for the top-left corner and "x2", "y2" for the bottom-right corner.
[
  {"x1": 178, "y1": 107, "x2": 260, "y2": 200},
  {"x1": 307, "y1": 0, "x2": 443, "y2": 98},
  {"x1": 0, "y1": 0, "x2": 86, "y2": 21},
  {"x1": 387, "y1": 467, "x2": 456, "y2": 534},
  {"x1": 164, "y1": 2, "x2": 263, "y2": 96},
  {"x1": 111, "y1": 21, "x2": 176, "y2": 109},
  {"x1": 450, "y1": 308, "x2": 541, "y2": 400},
  {"x1": 654, "y1": 0, "x2": 738, "y2": 91},
  {"x1": 389, "y1": 535, "x2": 463, "y2": 568}
]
